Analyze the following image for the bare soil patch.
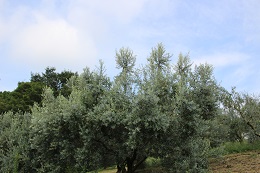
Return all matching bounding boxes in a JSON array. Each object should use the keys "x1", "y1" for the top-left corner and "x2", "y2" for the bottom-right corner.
[{"x1": 209, "y1": 150, "x2": 260, "y2": 173}]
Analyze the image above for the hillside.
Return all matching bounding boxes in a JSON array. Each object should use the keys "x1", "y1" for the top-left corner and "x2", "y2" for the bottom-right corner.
[{"x1": 209, "y1": 150, "x2": 260, "y2": 173}]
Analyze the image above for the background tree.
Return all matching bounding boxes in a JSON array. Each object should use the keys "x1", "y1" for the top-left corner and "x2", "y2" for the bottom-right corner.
[
  {"x1": 0, "y1": 67, "x2": 77, "y2": 114},
  {"x1": 223, "y1": 89, "x2": 260, "y2": 140},
  {"x1": 31, "y1": 67, "x2": 77, "y2": 97},
  {"x1": 0, "y1": 82, "x2": 44, "y2": 114},
  {"x1": 0, "y1": 91, "x2": 12, "y2": 114}
]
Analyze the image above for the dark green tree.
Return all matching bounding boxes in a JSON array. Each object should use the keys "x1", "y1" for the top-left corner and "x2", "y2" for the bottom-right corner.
[
  {"x1": 31, "y1": 67, "x2": 77, "y2": 97},
  {"x1": 0, "y1": 82, "x2": 44, "y2": 114},
  {"x1": 0, "y1": 67, "x2": 76, "y2": 114},
  {"x1": 0, "y1": 91, "x2": 12, "y2": 114}
]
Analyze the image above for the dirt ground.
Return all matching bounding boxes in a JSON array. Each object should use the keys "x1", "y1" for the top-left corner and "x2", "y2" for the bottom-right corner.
[
  {"x1": 100, "y1": 151, "x2": 260, "y2": 173},
  {"x1": 209, "y1": 150, "x2": 260, "y2": 173}
]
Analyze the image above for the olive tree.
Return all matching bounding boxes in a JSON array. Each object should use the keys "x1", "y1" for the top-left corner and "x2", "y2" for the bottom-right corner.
[
  {"x1": 29, "y1": 62, "x2": 111, "y2": 172},
  {"x1": 0, "y1": 112, "x2": 31, "y2": 172},
  {"x1": 223, "y1": 89, "x2": 260, "y2": 140},
  {"x1": 161, "y1": 54, "x2": 210, "y2": 173},
  {"x1": 81, "y1": 46, "x2": 171, "y2": 173},
  {"x1": 26, "y1": 44, "x2": 223, "y2": 173}
]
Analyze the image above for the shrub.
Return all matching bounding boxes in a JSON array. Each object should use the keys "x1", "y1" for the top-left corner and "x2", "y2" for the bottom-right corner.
[{"x1": 224, "y1": 140, "x2": 260, "y2": 154}]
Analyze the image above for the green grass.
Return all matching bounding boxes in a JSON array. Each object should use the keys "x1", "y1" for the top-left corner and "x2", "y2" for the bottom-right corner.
[
  {"x1": 87, "y1": 166, "x2": 117, "y2": 173},
  {"x1": 90, "y1": 157, "x2": 162, "y2": 173},
  {"x1": 224, "y1": 140, "x2": 260, "y2": 154},
  {"x1": 98, "y1": 168, "x2": 117, "y2": 173}
]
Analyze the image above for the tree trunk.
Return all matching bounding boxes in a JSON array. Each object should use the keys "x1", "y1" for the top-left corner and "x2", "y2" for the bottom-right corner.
[
  {"x1": 118, "y1": 150, "x2": 148, "y2": 173},
  {"x1": 117, "y1": 164, "x2": 126, "y2": 173},
  {"x1": 126, "y1": 158, "x2": 134, "y2": 173}
]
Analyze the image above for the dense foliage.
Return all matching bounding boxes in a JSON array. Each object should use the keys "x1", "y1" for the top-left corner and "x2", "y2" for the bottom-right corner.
[
  {"x1": 0, "y1": 67, "x2": 76, "y2": 114},
  {"x1": 0, "y1": 44, "x2": 259, "y2": 173}
]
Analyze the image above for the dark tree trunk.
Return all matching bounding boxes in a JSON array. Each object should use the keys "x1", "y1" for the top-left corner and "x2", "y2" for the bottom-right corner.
[
  {"x1": 117, "y1": 149, "x2": 147, "y2": 173},
  {"x1": 126, "y1": 158, "x2": 134, "y2": 173},
  {"x1": 117, "y1": 164, "x2": 126, "y2": 173}
]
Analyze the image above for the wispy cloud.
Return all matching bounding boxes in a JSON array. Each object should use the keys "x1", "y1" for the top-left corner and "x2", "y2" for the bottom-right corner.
[{"x1": 193, "y1": 52, "x2": 249, "y2": 67}]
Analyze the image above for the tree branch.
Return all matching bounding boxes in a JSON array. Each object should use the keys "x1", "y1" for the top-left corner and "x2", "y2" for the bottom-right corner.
[
  {"x1": 94, "y1": 139, "x2": 115, "y2": 154},
  {"x1": 133, "y1": 156, "x2": 148, "y2": 172}
]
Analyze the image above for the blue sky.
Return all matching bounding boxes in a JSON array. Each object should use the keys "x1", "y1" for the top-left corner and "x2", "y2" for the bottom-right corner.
[{"x1": 0, "y1": 0, "x2": 260, "y2": 93}]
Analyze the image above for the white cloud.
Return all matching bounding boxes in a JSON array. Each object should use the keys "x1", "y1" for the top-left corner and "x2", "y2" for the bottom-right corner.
[
  {"x1": 193, "y1": 52, "x2": 249, "y2": 67},
  {"x1": 9, "y1": 13, "x2": 97, "y2": 71},
  {"x1": 66, "y1": 0, "x2": 150, "y2": 42},
  {"x1": 2, "y1": 0, "x2": 153, "y2": 72}
]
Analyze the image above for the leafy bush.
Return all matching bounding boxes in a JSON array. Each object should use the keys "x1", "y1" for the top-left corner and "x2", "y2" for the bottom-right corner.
[{"x1": 207, "y1": 145, "x2": 227, "y2": 158}]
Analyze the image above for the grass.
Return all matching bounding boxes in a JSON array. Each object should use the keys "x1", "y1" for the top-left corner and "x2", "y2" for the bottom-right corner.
[
  {"x1": 98, "y1": 168, "x2": 117, "y2": 173},
  {"x1": 223, "y1": 140, "x2": 260, "y2": 154},
  {"x1": 88, "y1": 166, "x2": 117, "y2": 173},
  {"x1": 92, "y1": 157, "x2": 162, "y2": 173}
]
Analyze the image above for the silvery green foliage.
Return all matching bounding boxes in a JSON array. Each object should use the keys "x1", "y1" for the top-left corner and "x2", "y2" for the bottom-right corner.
[
  {"x1": 0, "y1": 112, "x2": 31, "y2": 172},
  {"x1": 189, "y1": 63, "x2": 228, "y2": 147},
  {"x1": 161, "y1": 54, "x2": 210, "y2": 173},
  {"x1": 2, "y1": 44, "x2": 256, "y2": 173},
  {"x1": 30, "y1": 88, "x2": 84, "y2": 172},
  {"x1": 190, "y1": 64, "x2": 219, "y2": 121},
  {"x1": 145, "y1": 43, "x2": 175, "y2": 112},
  {"x1": 29, "y1": 62, "x2": 111, "y2": 172},
  {"x1": 85, "y1": 78, "x2": 170, "y2": 172},
  {"x1": 79, "y1": 47, "x2": 172, "y2": 172},
  {"x1": 26, "y1": 45, "x2": 220, "y2": 172}
]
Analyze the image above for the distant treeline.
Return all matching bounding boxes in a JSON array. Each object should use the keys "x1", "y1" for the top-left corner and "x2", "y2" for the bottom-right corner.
[{"x1": 0, "y1": 67, "x2": 77, "y2": 114}]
